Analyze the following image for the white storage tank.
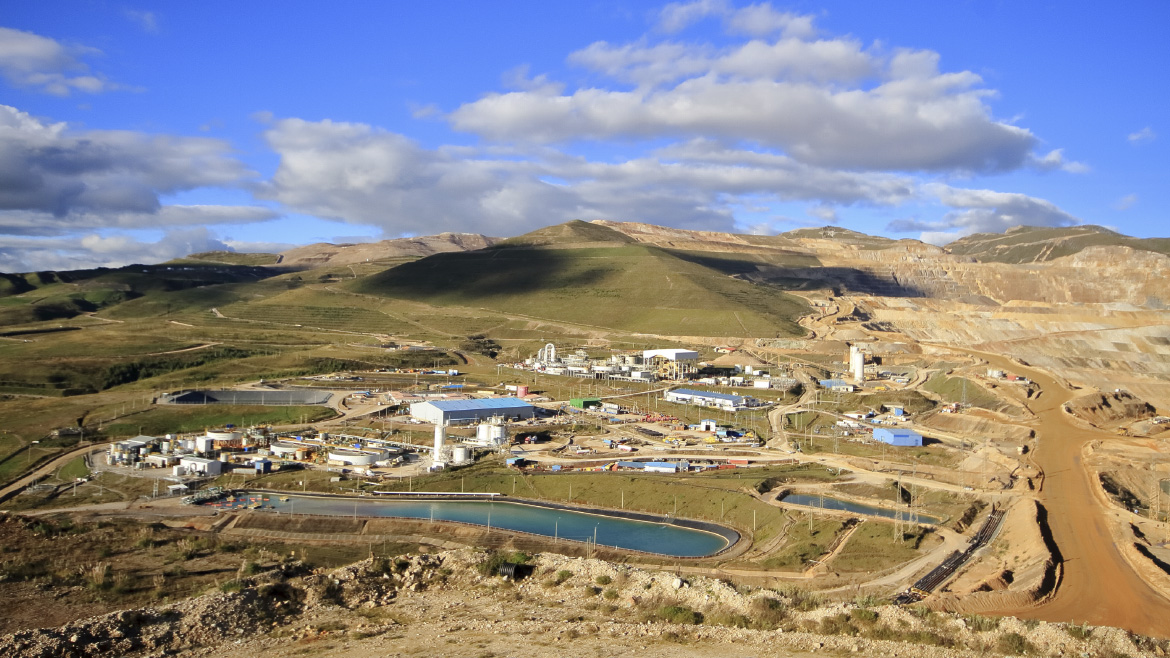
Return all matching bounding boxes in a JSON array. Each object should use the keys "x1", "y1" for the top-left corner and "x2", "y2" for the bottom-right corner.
[
  {"x1": 476, "y1": 422, "x2": 507, "y2": 445},
  {"x1": 206, "y1": 430, "x2": 242, "y2": 443},
  {"x1": 452, "y1": 445, "x2": 470, "y2": 464}
]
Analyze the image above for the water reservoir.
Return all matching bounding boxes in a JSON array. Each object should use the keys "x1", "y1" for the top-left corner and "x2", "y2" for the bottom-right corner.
[{"x1": 211, "y1": 492, "x2": 733, "y2": 557}]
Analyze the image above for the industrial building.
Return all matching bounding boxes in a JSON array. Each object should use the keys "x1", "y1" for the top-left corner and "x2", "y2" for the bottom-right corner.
[
  {"x1": 179, "y1": 455, "x2": 226, "y2": 476},
  {"x1": 410, "y1": 397, "x2": 537, "y2": 425},
  {"x1": 664, "y1": 388, "x2": 760, "y2": 411},
  {"x1": 818, "y1": 379, "x2": 856, "y2": 393},
  {"x1": 873, "y1": 428, "x2": 923, "y2": 447}
]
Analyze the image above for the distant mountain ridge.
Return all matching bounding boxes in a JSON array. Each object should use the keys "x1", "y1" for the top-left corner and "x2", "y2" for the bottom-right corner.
[{"x1": 945, "y1": 225, "x2": 1170, "y2": 263}]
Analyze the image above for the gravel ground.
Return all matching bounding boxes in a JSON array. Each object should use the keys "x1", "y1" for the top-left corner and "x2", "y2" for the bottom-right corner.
[{"x1": 1, "y1": 548, "x2": 1164, "y2": 658}]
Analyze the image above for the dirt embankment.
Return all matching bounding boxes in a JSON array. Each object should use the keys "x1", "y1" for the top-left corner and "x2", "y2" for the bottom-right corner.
[
  {"x1": 2, "y1": 549, "x2": 1162, "y2": 658},
  {"x1": 919, "y1": 411, "x2": 1033, "y2": 443},
  {"x1": 1063, "y1": 391, "x2": 1155, "y2": 428},
  {"x1": 926, "y1": 499, "x2": 1058, "y2": 614}
]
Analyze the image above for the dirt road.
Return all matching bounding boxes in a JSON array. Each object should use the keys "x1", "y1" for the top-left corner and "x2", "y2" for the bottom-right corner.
[
  {"x1": 0, "y1": 442, "x2": 107, "y2": 504},
  {"x1": 960, "y1": 349, "x2": 1170, "y2": 638}
]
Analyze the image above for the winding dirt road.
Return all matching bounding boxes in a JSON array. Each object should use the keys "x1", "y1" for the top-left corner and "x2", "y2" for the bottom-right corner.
[{"x1": 963, "y1": 349, "x2": 1170, "y2": 638}]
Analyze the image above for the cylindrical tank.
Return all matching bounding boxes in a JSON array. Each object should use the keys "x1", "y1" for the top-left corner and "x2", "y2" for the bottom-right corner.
[
  {"x1": 161, "y1": 440, "x2": 171, "y2": 453},
  {"x1": 434, "y1": 424, "x2": 445, "y2": 454},
  {"x1": 516, "y1": 385, "x2": 529, "y2": 397},
  {"x1": 452, "y1": 446, "x2": 470, "y2": 463},
  {"x1": 206, "y1": 430, "x2": 242, "y2": 443}
]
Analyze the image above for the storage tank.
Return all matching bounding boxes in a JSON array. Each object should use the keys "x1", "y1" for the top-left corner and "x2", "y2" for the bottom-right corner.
[
  {"x1": 206, "y1": 430, "x2": 242, "y2": 443},
  {"x1": 165, "y1": 434, "x2": 176, "y2": 441},
  {"x1": 434, "y1": 424, "x2": 445, "y2": 454},
  {"x1": 476, "y1": 422, "x2": 507, "y2": 445},
  {"x1": 161, "y1": 440, "x2": 172, "y2": 453},
  {"x1": 516, "y1": 385, "x2": 529, "y2": 397},
  {"x1": 452, "y1": 445, "x2": 470, "y2": 464}
]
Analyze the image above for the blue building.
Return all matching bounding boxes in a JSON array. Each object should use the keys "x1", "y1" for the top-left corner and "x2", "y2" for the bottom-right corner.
[{"x1": 873, "y1": 428, "x2": 923, "y2": 447}]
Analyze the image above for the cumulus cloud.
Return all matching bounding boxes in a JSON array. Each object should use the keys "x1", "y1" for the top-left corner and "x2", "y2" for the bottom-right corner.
[
  {"x1": 0, "y1": 104, "x2": 272, "y2": 226},
  {"x1": 888, "y1": 184, "x2": 1080, "y2": 244},
  {"x1": 0, "y1": 26, "x2": 120, "y2": 95},
  {"x1": 656, "y1": 1, "x2": 813, "y2": 38},
  {"x1": 1031, "y1": 148, "x2": 1089, "y2": 174},
  {"x1": 0, "y1": 104, "x2": 276, "y2": 269},
  {"x1": 451, "y1": 25, "x2": 1041, "y2": 173},
  {"x1": 256, "y1": 117, "x2": 917, "y2": 237},
  {"x1": 0, "y1": 227, "x2": 232, "y2": 272},
  {"x1": 1128, "y1": 126, "x2": 1155, "y2": 143}
]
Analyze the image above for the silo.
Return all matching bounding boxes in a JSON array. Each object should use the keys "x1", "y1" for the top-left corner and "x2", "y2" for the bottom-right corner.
[{"x1": 452, "y1": 445, "x2": 470, "y2": 464}]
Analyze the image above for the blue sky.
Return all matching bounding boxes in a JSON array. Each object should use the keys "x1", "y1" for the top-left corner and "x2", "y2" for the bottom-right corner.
[{"x1": 1, "y1": 1, "x2": 1166, "y2": 270}]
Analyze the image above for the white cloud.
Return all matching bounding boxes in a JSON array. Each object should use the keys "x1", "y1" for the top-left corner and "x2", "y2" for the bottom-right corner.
[
  {"x1": 888, "y1": 184, "x2": 1080, "y2": 243},
  {"x1": 1031, "y1": 148, "x2": 1089, "y2": 174},
  {"x1": 451, "y1": 30, "x2": 1040, "y2": 173},
  {"x1": 657, "y1": 0, "x2": 728, "y2": 33},
  {"x1": 1128, "y1": 126, "x2": 1155, "y2": 143},
  {"x1": 0, "y1": 227, "x2": 232, "y2": 271},
  {"x1": 0, "y1": 105, "x2": 271, "y2": 229},
  {"x1": 725, "y1": 4, "x2": 815, "y2": 38},
  {"x1": 1115, "y1": 193, "x2": 1137, "y2": 211},
  {"x1": 256, "y1": 117, "x2": 917, "y2": 237},
  {"x1": 656, "y1": 1, "x2": 814, "y2": 38},
  {"x1": 0, "y1": 26, "x2": 121, "y2": 96},
  {"x1": 806, "y1": 204, "x2": 838, "y2": 223}
]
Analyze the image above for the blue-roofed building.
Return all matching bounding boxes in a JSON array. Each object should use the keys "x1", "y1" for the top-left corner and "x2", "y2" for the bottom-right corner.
[
  {"x1": 664, "y1": 388, "x2": 760, "y2": 411},
  {"x1": 410, "y1": 397, "x2": 537, "y2": 425},
  {"x1": 873, "y1": 428, "x2": 923, "y2": 447}
]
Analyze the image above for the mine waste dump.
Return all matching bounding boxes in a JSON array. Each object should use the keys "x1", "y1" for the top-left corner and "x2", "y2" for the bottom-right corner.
[{"x1": 210, "y1": 492, "x2": 735, "y2": 557}]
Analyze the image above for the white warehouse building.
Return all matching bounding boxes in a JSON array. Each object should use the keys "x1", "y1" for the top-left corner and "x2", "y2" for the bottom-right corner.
[
  {"x1": 410, "y1": 397, "x2": 537, "y2": 426},
  {"x1": 664, "y1": 388, "x2": 761, "y2": 411}
]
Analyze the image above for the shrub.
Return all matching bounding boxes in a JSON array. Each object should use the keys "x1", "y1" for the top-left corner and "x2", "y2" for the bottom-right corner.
[
  {"x1": 1064, "y1": 622, "x2": 1092, "y2": 640},
  {"x1": 219, "y1": 580, "x2": 243, "y2": 593},
  {"x1": 656, "y1": 605, "x2": 700, "y2": 625},
  {"x1": 603, "y1": 588, "x2": 619, "y2": 601},
  {"x1": 996, "y1": 631, "x2": 1034, "y2": 655},
  {"x1": 852, "y1": 608, "x2": 879, "y2": 624},
  {"x1": 750, "y1": 597, "x2": 787, "y2": 629},
  {"x1": 595, "y1": 575, "x2": 612, "y2": 586},
  {"x1": 476, "y1": 551, "x2": 530, "y2": 577},
  {"x1": 555, "y1": 570, "x2": 573, "y2": 585},
  {"x1": 964, "y1": 614, "x2": 1000, "y2": 632},
  {"x1": 818, "y1": 614, "x2": 859, "y2": 636}
]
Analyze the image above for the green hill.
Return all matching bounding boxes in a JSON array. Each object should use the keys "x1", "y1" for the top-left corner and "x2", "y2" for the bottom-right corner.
[
  {"x1": 351, "y1": 225, "x2": 808, "y2": 337},
  {"x1": 946, "y1": 225, "x2": 1170, "y2": 263}
]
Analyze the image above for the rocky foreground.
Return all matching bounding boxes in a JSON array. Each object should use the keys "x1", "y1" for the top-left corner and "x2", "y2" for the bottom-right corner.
[{"x1": 1, "y1": 549, "x2": 1163, "y2": 658}]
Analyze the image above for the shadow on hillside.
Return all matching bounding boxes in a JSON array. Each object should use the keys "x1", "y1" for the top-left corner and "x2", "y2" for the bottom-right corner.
[
  {"x1": 356, "y1": 248, "x2": 614, "y2": 299},
  {"x1": 744, "y1": 266, "x2": 929, "y2": 298}
]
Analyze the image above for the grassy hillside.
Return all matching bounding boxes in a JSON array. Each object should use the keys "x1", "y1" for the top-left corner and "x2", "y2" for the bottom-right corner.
[
  {"x1": 947, "y1": 225, "x2": 1170, "y2": 263},
  {"x1": 0, "y1": 263, "x2": 281, "y2": 326},
  {"x1": 351, "y1": 240, "x2": 809, "y2": 337}
]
